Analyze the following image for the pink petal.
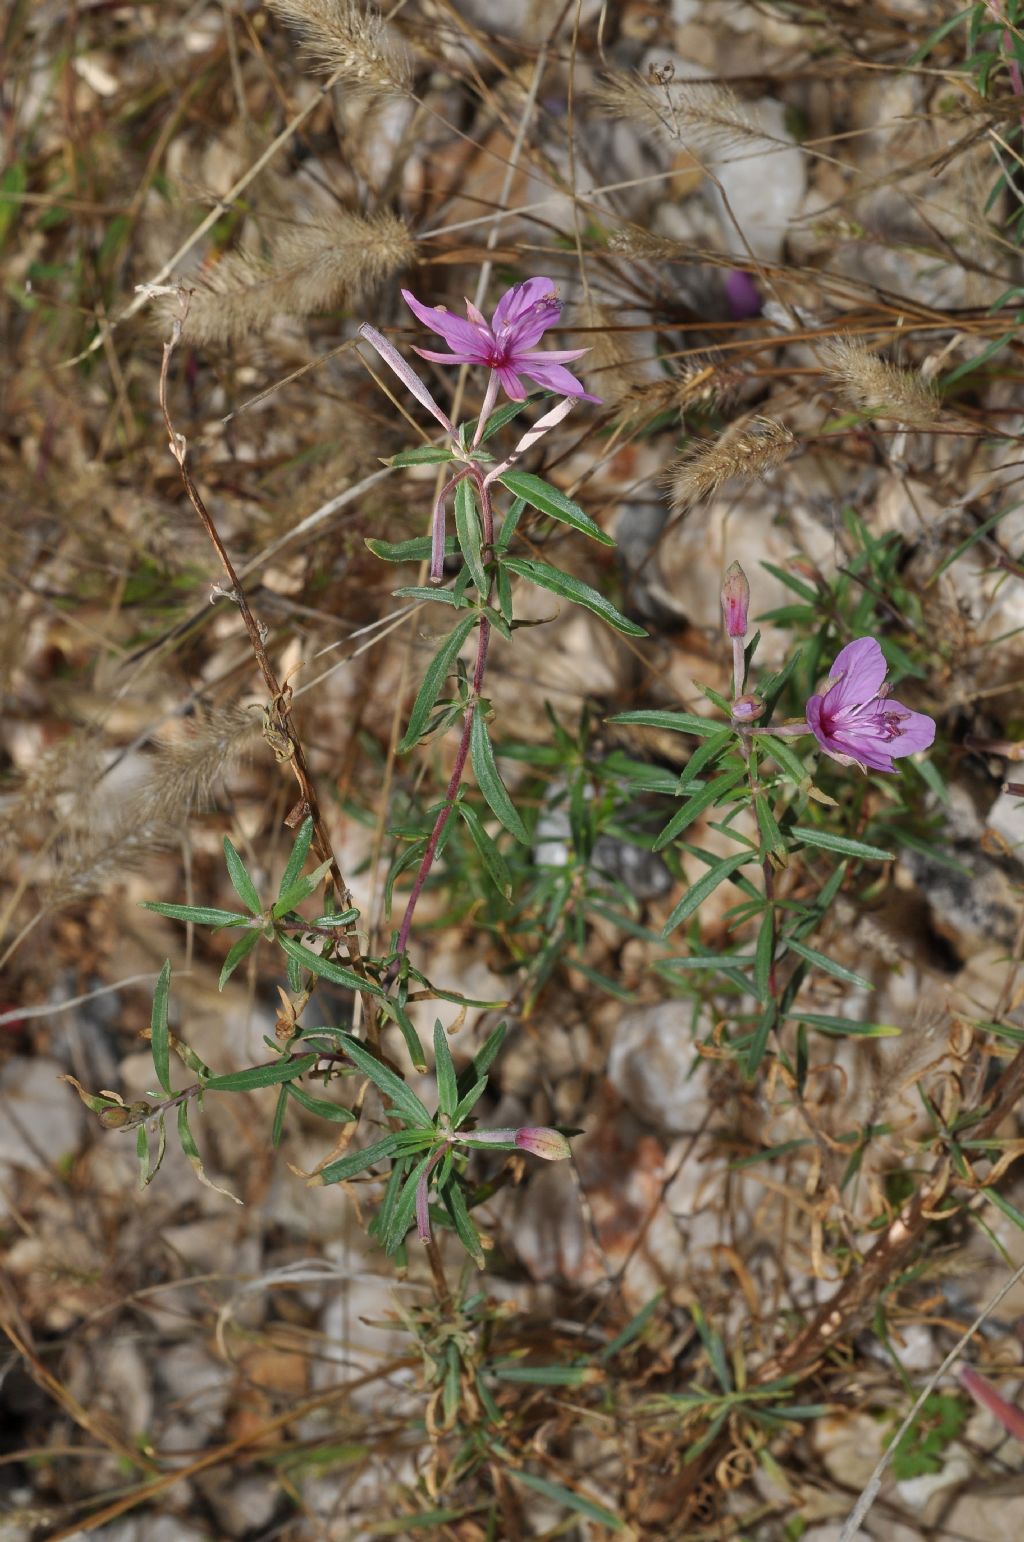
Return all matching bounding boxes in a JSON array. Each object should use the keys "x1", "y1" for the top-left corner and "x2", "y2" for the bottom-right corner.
[
  {"x1": 413, "y1": 345, "x2": 478, "y2": 365},
  {"x1": 520, "y1": 360, "x2": 602, "y2": 402},
  {"x1": 402, "y1": 289, "x2": 491, "y2": 357},
  {"x1": 492, "y1": 277, "x2": 560, "y2": 336},
  {"x1": 885, "y1": 701, "x2": 936, "y2": 757},
  {"x1": 497, "y1": 364, "x2": 528, "y2": 400},
  {"x1": 826, "y1": 637, "x2": 888, "y2": 711},
  {"x1": 517, "y1": 347, "x2": 590, "y2": 364}
]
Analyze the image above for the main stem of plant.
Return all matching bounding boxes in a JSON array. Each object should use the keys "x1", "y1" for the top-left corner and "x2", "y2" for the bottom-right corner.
[{"x1": 393, "y1": 466, "x2": 495, "y2": 964}]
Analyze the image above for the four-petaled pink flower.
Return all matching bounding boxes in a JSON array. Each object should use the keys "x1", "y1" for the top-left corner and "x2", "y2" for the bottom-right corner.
[
  {"x1": 807, "y1": 637, "x2": 935, "y2": 774},
  {"x1": 401, "y1": 278, "x2": 600, "y2": 403}
]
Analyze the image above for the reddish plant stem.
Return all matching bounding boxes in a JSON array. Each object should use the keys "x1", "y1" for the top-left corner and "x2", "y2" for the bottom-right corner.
[{"x1": 393, "y1": 469, "x2": 495, "y2": 964}]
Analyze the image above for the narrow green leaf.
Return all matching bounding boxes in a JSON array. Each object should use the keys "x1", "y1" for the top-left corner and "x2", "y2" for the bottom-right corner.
[
  {"x1": 754, "y1": 734, "x2": 811, "y2": 784},
  {"x1": 654, "y1": 767, "x2": 747, "y2": 851},
  {"x1": 786, "y1": 1012, "x2": 900, "y2": 1038},
  {"x1": 466, "y1": 1021, "x2": 506, "y2": 1086},
  {"x1": 677, "y1": 728, "x2": 734, "y2": 793},
  {"x1": 784, "y1": 938, "x2": 871, "y2": 990},
  {"x1": 457, "y1": 801, "x2": 512, "y2": 898},
  {"x1": 272, "y1": 1085, "x2": 288, "y2": 1147},
  {"x1": 150, "y1": 959, "x2": 172, "y2": 1096},
  {"x1": 452, "y1": 1076, "x2": 488, "y2": 1129},
  {"x1": 598, "y1": 1291, "x2": 664, "y2": 1363},
  {"x1": 277, "y1": 932, "x2": 383, "y2": 997},
  {"x1": 277, "y1": 817, "x2": 314, "y2": 902},
  {"x1": 338, "y1": 1032, "x2": 433, "y2": 1127},
  {"x1": 217, "y1": 925, "x2": 260, "y2": 986},
  {"x1": 392, "y1": 586, "x2": 464, "y2": 607},
  {"x1": 380, "y1": 995, "x2": 428, "y2": 1071},
  {"x1": 608, "y1": 709, "x2": 722, "y2": 738},
  {"x1": 512, "y1": 1471, "x2": 624, "y2": 1532},
  {"x1": 501, "y1": 555, "x2": 646, "y2": 637},
  {"x1": 662, "y1": 851, "x2": 752, "y2": 936},
  {"x1": 433, "y1": 1020, "x2": 458, "y2": 1121},
  {"x1": 140, "y1": 901, "x2": 249, "y2": 929},
  {"x1": 791, "y1": 827, "x2": 894, "y2": 861},
  {"x1": 272, "y1": 856, "x2": 334, "y2": 919},
  {"x1": 470, "y1": 714, "x2": 529, "y2": 843},
  {"x1": 223, "y1": 836, "x2": 262, "y2": 916},
  {"x1": 204, "y1": 1054, "x2": 317, "y2": 1092},
  {"x1": 442, "y1": 1176, "x2": 484, "y2": 1267},
  {"x1": 491, "y1": 1363, "x2": 594, "y2": 1385},
  {"x1": 498, "y1": 470, "x2": 614, "y2": 546},
  {"x1": 496, "y1": 494, "x2": 527, "y2": 553},
  {"x1": 286, "y1": 1080, "x2": 356, "y2": 1123},
  {"x1": 366, "y1": 535, "x2": 457, "y2": 563},
  {"x1": 754, "y1": 792, "x2": 785, "y2": 857},
  {"x1": 319, "y1": 1133, "x2": 402, "y2": 1186},
  {"x1": 454, "y1": 477, "x2": 488, "y2": 594},
  {"x1": 399, "y1": 613, "x2": 478, "y2": 753},
  {"x1": 754, "y1": 912, "x2": 775, "y2": 1004},
  {"x1": 385, "y1": 1153, "x2": 434, "y2": 1253},
  {"x1": 388, "y1": 445, "x2": 456, "y2": 466}
]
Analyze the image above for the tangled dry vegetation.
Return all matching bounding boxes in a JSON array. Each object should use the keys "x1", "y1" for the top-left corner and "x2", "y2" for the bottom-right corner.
[{"x1": 7, "y1": 1, "x2": 1024, "y2": 1538}]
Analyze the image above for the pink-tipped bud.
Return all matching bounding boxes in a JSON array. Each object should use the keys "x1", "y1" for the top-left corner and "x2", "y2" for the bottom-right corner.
[
  {"x1": 721, "y1": 562, "x2": 750, "y2": 638},
  {"x1": 514, "y1": 1127, "x2": 572, "y2": 1161},
  {"x1": 730, "y1": 693, "x2": 764, "y2": 722}
]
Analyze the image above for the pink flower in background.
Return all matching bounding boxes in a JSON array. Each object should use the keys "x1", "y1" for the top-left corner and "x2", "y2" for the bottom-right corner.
[
  {"x1": 807, "y1": 637, "x2": 935, "y2": 774},
  {"x1": 401, "y1": 278, "x2": 601, "y2": 402}
]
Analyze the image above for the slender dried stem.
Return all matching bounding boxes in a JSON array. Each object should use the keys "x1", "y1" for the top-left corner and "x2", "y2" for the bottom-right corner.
[{"x1": 159, "y1": 307, "x2": 367, "y2": 978}]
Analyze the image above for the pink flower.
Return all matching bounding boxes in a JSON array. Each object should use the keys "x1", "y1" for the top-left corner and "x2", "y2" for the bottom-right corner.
[
  {"x1": 401, "y1": 278, "x2": 600, "y2": 403},
  {"x1": 806, "y1": 637, "x2": 935, "y2": 774}
]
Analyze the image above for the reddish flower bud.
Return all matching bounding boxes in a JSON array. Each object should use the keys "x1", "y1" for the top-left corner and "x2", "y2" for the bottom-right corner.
[
  {"x1": 721, "y1": 562, "x2": 750, "y2": 638},
  {"x1": 730, "y1": 693, "x2": 764, "y2": 722},
  {"x1": 514, "y1": 1127, "x2": 572, "y2": 1161}
]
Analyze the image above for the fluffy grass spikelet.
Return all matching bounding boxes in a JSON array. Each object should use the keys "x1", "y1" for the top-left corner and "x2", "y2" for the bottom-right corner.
[
  {"x1": 666, "y1": 416, "x2": 795, "y2": 509},
  {"x1": 594, "y1": 66, "x2": 759, "y2": 157},
  {"x1": 820, "y1": 336, "x2": 940, "y2": 426},
  {"x1": 267, "y1": 0, "x2": 411, "y2": 95},
  {"x1": 179, "y1": 209, "x2": 416, "y2": 347}
]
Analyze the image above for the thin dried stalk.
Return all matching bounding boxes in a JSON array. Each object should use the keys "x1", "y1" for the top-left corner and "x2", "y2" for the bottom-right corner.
[
  {"x1": 820, "y1": 336, "x2": 940, "y2": 426},
  {"x1": 594, "y1": 67, "x2": 761, "y2": 157},
  {"x1": 620, "y1": 359, "x2": 738, "y2": 422},
  {"x1": 267, "y1": 0, "x2": 411, "y2": 96},
  {"x1": 178, "y1": 210, "x2": 416, "y2": 346},
  {"x1": 666, "y1": 416, "x2": 795, "y2": 509}
]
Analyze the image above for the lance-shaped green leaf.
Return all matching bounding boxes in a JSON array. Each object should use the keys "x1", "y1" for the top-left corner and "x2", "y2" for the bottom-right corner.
[
  {"x1": 454, "y1": 477, "x2": 488, "y2": 594},
  {"x1": 457, "y1": 800, "x2": 512, "y2": 899},
  {"x1": 785, "y1": 1011, "x2": 900, "y2": 1037},
  {"x1": 223, "y1": 836, "x2": 262, "y2": 916},
  {"x1": 272, "y1": 856, "x2": 334, "y2": 919},
  {"x1": 277, "y1": 816, "x2": 314, "y2": 901},
  {"x1": 150, "y1": 959, "x2": 172, "y2": 1095},
  {"x1": 501, "y1": 556, "x2": 646, "y2": 637},
  {"x1": 470, "y1": 713, "x2": 529, "y2": 843},
  {"x1": 277, "y1": 932, "x2": 383, "y2": 996},
  {"x1": 791, "y1": 827, "x2": 894, "y2": 861},
  {"x1": 141, "y1": 901, "x2": 250, "y2": 929},
  {"x1": 511, "y1": 1472, "x2": 624, "y2": 1533},
  {"x1": 219, "y1": 926, "x2": 260, "y2": 991},
  {"x1": 662, "y1": 850, "x2": 752, "y2": 936},
  {"x1": 204, "y1": 1054, "x2": 318, "y2": 1092},
  {"x1": 388, "y1": 445, "x2": 457, "y2": 466},
  {"x1": 442, "y1": 1176, "x2": 484, "y2": 1267},
  {"x1": 339, "y1": 1032, "x2": 433, "y2": 1127},
  {"x1": 399, "y1": 613, "x2": 478, "y2": 753},
  {"x1": 385, "y1": 1151, "x2": 436, "y2": 1253},
  {"x1": 365, "y1": 535, "x2": 458, "y2": 563},
  {"x1": 783, "y1": 939, "x2": 872, "y2": 991},
  {"x1": 608, "y1": 709, "x2": 722, "y2": 737},
  {"x1": 286, "y1": 1081, "x2": 356, "y2": 1123},
  {"x1": 498, "y1": 471, "x2": 614, "y2": 546},
  {"x1": 319, "y1": 1133, "x2": 403, "y2": 1186},
  {"x1": 433, "y1": 1020, "x2": 458, "y2": 1121},
  {"x1": 654, "y1": 766, "x2": 747, "y2": 851}
]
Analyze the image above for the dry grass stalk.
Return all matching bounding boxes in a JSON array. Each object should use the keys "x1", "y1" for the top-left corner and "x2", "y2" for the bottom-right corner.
[
  {"x1": 594, "y1": 66, "x2": 760, "y2": 158},
  {"x1": 45, "y1": 707, "x2": 258, "y2": 906},
  {"x1": 608, "y1": 226, "x2": 690, "y2": 262},
  {"x1": 820, "y1": 335, "x2": 940, "y2": 425},
  {"x1": 620, "y1": 358, "x2": 738, "y2": 422},
  {"x1": 177, "y1": 209, "x2": 416, "y2": 346},
  {"x1": 666, "y1": 416, "x2": 795, "y2": 509},
  {"x1": 267, "y1": 0, "x2": 412, "y2": 96}
]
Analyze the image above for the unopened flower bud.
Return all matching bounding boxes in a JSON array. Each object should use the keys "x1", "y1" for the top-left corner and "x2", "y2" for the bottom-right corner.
[
  {"x1": 730, "y1": 693, "x2": 764, "y2": 722},
  {"x1": 514, "y1": 1127, "x2": 572, "y2": 1161},
  {"x1": 721, "y1": 562, "x2": 750, "y2": 638}
]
